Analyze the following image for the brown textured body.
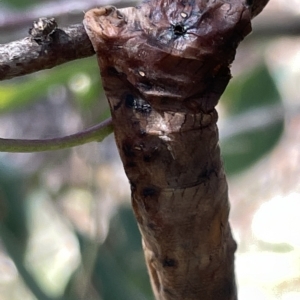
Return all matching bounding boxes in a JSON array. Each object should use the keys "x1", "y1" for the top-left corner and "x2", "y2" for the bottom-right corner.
[{"x1": 84, "y1": 1, "x2": 251, "y2": 299}]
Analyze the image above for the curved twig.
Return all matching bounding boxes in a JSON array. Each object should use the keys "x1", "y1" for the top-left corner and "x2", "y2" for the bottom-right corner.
[{"x1": 0, "y1": 118, "x2": 113, "y2": 152}]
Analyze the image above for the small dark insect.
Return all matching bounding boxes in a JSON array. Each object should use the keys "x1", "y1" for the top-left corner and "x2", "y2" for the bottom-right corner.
[
  {"x1": 29, "y1": 17, "x2": 57, "y2": 43},
  {"x1": 125, "y1": 94, "x2": 152, "y2": 114},
  {"x1": 172, "y1": 22, "x2": 187, "y2": 37}
]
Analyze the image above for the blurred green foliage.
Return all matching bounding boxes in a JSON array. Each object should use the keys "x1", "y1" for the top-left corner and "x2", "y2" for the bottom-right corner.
[
  {"x1": 77, "y1": 207, "x2": 152, "y2": 300},
  {"x1": 61, "y1": 206, "x2": 152, "y2": 300},
  {"x1": 0, "y1": 163, "x2": 56, "y2": 300},
  {"x1": 221, "y1": 64, "x2": 283, "y2": 175},
  {"x1": 0, "y1": 162, "x2": 27, "y2": 251},
  {"x1": 2, "y1": 0, "x2": 40, "y2": 9},
  {"x1": 0, "y1": 58, "x2": 103, "y2": 115}
]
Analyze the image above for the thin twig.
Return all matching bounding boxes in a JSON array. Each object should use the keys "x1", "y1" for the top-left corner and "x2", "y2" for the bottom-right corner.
[
  {"x1": 0, "y1": 23, "x2": 95, "y2": 81},
  {"x1": 0, "y1": 118, "x2": 113, "y2": 152}
]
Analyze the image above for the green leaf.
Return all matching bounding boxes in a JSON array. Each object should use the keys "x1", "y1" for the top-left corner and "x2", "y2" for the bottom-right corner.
[
  {"x1": 0, "y1": 57, "x2": 103, "y2": 114},
  {"x1": 220, "y1": 64, "x2": 284, "y2": 175},
  {"x1": 64, "y1": 206, "x2": 151, "y2": 300},
  {"x1": 93, "y1": 206, "x2": 151, "y2": 300},
  {"x1": 0, "y1": 161, "x2": 60, "y2": 300},
  {"x1": 223, "y1": 64, "x2": 281, "y2": 115},
  {"x1": 1, "y1": 0, "x2": 38, "y2": 8},
  {"x1": 0, "y1": 161, "x2": 28, "y2": 252}
]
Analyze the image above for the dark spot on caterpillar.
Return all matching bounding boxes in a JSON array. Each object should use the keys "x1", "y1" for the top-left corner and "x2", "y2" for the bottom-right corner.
[
  {"x1": 133, "y1": 20, "x2": 142, "y2": 31},
  {"x1": 219, "y1": 278, "x2": 236, "y2": 298},
  {"x1": 143, "y1": 154, "x2": 152, "y2": 162},
  {"x1": 107, "y1": 66, "x2": 120, "y2": 76},
  {"x1": 162, "y1": 287, "x2": 175, "y2": 296},
  {"x1": 125, "y1": 94, "x2": 136, "y2": 108},
  {"x1": 137, "y1": 81, "x2": 153, "y2": 91},
  {"x1": 133, "y1": 120, "x2": 139, "y2": 127},
  {"x1": 197, "y1": 167, "x2": 217, "y2": 183},
  {"x1": 143, "y1": 147, "x2": 159, "y2": 162},
  {"x1": 125, "y1": 161, "x2": 136, "y2": 168},
  {"x1": 124, "y1": 93, "x2": 152, "y2": 114},
  {"x1": 140, "y1": 186, "x2": 160, "y2": 212},
  {"x1": 142, "y1": 186, "x2": 159, "y2": 197},
  {"x1": 172, "y1": 22, "x2": 187, "y2": 36},
  {"x1": 162, "y1": 257, "x2": 177, "y2": 267},
  {"x1": 139, "y1": 129, "x2": 147, "y2": 136},
  {"x1": 147, "y1": 222, "x2": 156, "y2": 230},
  {"x1": 184, "y1": 100, "x2": 199, "y2": 111},
  {"x1": 246, "y1": 0, "x2": 253, "y2": 5},
  {"x1": 113, "y1": 101, "x2": 122, "y2": 111},
  {"x1": 129, "y1": 181, "x2": 136, "y2": 192},
  {"x1": 137, "y1": 101, "x2": 151, "y2": 113},
  {"x1": 116, "y1": 9, "x2": 124, "y2": 19},
  {"x1": 122, "y1": 141, "x2": 135, "y2": 157}
]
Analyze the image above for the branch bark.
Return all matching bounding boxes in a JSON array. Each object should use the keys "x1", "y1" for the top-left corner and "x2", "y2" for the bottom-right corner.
[{"x1": 0, "y1": 23, "x2": 94, "y2": 81}]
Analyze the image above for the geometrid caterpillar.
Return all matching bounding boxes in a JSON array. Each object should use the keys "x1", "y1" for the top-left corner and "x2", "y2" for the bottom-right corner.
[{"x1": 84, "y1": 1, "x2": 252, "y2": 299}]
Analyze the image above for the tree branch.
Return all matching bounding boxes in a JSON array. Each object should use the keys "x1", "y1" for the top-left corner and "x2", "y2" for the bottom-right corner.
[
  {"x1": 0, "y1": 118, "x2": 113, "y2": 152},
  {"x1": 0, "y1": 23, "x2": 95, "y2": 81},
  {"x1": 0, "y1": 0, "x2": 270, "y2": 82}
]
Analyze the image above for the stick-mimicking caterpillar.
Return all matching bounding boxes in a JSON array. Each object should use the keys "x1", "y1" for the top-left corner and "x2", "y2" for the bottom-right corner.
[{"x1": 84, "y1": 1, "x2": 251, "y2": 299}]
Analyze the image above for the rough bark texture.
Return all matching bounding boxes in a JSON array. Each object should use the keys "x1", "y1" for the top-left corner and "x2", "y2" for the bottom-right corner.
[
  {"x1": 84, "y1": 1, "x2": 252, "y2": 299},
  {"x1": 0, "y1": 24, "x2": 94, "y2": 81}
]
